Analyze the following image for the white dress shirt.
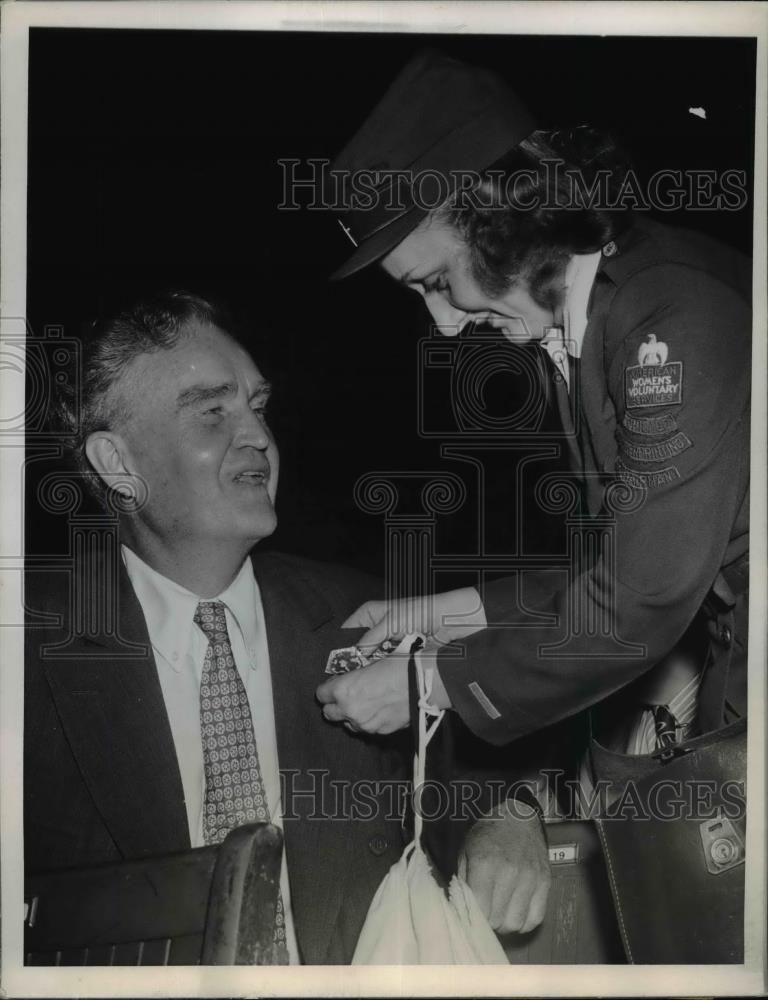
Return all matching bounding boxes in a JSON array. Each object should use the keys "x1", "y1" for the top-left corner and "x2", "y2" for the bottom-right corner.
[
  {"x1": 539, "y1": 251, "x2": 602, "y2": 391},
  {"x1": 626, "y1": 671, "x2": 702, "y2": 755},
  {"x1": 122, "y1": 544, "x2": 300, "y2": 963}
]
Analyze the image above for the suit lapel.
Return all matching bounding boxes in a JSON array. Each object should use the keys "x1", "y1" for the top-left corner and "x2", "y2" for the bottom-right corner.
[
  {"x1": 252, "y1": 552, "x2": 365, "y2": 964},
  {"x1": 41, "y1": 557, "x2": 189, "y2": 859}
]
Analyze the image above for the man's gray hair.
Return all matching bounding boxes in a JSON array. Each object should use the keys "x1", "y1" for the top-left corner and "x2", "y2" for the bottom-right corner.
[{"x1": 57, "y1": 290, "x2": 236, "y2": 502}]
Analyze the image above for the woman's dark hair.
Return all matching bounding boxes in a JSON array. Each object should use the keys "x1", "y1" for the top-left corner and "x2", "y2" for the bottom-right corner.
[
  {"x1": 438, "y1": 127, "x2": 634, "y2": 308},
  {"x1": 56, "y1": 290, "x2": 237, "y2": 502}
]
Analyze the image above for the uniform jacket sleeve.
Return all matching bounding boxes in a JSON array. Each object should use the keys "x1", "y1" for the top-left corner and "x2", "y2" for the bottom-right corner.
[{"x1": 437, "y1": 257, "x2": 751, "y2": 745}]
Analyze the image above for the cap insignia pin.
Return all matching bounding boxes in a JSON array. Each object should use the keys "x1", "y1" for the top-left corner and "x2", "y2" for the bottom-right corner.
[{"x1": 337, "y1": 219, "x2": 358, "y2": 247}]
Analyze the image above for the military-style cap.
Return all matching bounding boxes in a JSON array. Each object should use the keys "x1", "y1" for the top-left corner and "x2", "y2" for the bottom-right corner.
[{"x1": 329, "y1": 49, "x2": 536, "y2": 280}]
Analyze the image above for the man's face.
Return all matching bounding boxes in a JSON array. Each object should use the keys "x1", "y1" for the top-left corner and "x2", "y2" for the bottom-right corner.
[
  {"x1": 110, "y1": 321, "x2": 279, "y2": 551},
  {"x1": 380, "y1": 217, "x2": 555, "y2": 342}
]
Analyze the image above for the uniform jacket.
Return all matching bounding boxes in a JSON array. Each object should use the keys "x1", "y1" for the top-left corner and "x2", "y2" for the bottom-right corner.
[
  {"x1": 438, "y1": 218, "x2": 751, "y2": 745},
  {"x1": 24, "y1": 549, "x2": 407, "y2": 964}
]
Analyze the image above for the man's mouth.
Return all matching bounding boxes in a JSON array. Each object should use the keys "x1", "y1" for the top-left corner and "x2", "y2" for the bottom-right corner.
[{"x1": 233, "y1": 469, "x2": 269, "y2": 486}]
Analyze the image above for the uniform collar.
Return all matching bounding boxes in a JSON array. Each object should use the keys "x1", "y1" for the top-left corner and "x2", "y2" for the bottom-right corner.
[
  {"x1": 121, "y1": 544, "x2": 258, "y2": 670},
  {"x1": 562, "y1": 250, "x2": 602, "y2": 357}
]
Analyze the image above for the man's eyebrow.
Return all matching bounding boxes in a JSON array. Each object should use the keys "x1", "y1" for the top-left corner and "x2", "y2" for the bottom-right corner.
[{"x1": 175, "y1": 381, "x2": 237, "y2": 410}]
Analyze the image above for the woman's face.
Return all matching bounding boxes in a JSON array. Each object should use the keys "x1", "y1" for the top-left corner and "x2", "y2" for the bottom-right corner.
[{"x1": 380, "y1": 216, "x2": 556, "y2": 342}]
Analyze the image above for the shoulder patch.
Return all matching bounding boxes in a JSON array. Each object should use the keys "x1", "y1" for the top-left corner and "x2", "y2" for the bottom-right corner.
[
  {"x1": 625, "y1": 361, "x2": 683, "y2": 409},
  {"x1": 618, "y1": 430, "x2": 692, "y2": 464},
  {"x1": 622, "y1": 412, "x2": 678, "y2": 436},
  {"x1": 615, "y1": 458, "x2": 681, "y2": 489}
]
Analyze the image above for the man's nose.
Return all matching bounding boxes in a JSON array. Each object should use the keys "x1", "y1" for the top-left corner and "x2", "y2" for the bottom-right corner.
[
  {"x1": 423, "y1": 293, "x2": 472, "y2": 336},
  {"x1": 237, "y1": 408, "x2": 272, "y2": 450}
]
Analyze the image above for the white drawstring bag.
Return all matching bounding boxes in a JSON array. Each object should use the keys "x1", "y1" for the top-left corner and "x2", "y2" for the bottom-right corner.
[{"x1": 352, "y1": 638, "x2": 508, "y2": 965}]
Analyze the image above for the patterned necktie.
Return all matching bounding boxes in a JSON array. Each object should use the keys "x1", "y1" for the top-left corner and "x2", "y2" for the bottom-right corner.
[
  {"x1": 652, "y1": 704, "x2": 678, "y2": 749},
  {"x1": 195, "y1": 600, "x2": 288, "y2": 963}
]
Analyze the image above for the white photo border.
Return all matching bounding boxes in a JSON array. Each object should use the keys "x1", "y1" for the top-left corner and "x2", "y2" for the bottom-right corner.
[{"x1": 1, "y1": 2, "x2": 766, "y2": 997}]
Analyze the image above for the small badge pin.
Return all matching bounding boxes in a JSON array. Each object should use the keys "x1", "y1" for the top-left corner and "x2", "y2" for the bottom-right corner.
[
  {"x1": 638, "y1": 334, "x2": 668, "y2": 366},
  {"x1": 325, "y1": 646, "x2": 367, "y2": 675}
]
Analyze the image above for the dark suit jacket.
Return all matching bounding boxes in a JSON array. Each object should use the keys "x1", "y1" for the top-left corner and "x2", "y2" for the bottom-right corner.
[
  {"x1": 437, "y1": 218, "x2": 751, "y2": 745},
  {"x1": 24, "y1": 548, "x2": 407, "y2": 964}
]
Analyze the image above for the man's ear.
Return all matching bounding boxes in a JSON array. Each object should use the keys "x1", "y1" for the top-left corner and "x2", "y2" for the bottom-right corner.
[{"x1": 85, "y1": 431, "x2": 134, "y2": 498}]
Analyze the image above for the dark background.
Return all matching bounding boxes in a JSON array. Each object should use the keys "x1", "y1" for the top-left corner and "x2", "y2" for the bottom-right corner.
[{"x1": 26, "y1": 28, "x2": 756, "y2": 581}]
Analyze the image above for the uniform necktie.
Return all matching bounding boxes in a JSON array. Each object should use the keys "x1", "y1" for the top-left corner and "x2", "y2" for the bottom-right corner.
[
  {"x1": 195, "y1": 600, "x2": 288, "y2": 963},
  {"x1": 541, "y1": 325, "x2": 571, "y2": 395},
  {"x1": 540, "y1": 327, "x2": 584, "y2": 485}
]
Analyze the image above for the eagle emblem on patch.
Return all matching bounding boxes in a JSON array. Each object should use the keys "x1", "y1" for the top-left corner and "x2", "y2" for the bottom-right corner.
[{"x1": 638, "y1": 334, "x2": 668, "y2": 366}]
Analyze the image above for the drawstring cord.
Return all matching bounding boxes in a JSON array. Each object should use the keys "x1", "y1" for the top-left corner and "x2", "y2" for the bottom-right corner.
[{"x1": 411, "y1": 637, "x2": 446, "y2": 846}]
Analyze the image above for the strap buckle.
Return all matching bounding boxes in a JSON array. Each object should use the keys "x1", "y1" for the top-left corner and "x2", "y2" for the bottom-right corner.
[{"x1": 653, "y1": 743, "x2": 693, "y2": 764}]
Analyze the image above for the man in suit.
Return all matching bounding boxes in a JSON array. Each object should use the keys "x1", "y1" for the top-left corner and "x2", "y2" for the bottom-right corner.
[
  {"x1": 25, "y1": 289, "x2": 551, "y2": 963},
  {"x1": 24, "y1": 291, "x2": 411, "y2": 964}
]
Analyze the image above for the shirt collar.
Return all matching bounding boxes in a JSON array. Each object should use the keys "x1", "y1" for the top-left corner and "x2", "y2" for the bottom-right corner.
[
  {"x1": 121, "y1": 545, "x2": 258, "y2": 669},
  {"x1": 216, "y1": 557, "x2": 260, "y2": 663}
]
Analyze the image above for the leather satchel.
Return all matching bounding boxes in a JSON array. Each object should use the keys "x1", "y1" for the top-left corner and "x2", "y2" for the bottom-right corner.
[{"x1": 594, "y1": 717, "x2": 746, "y2": 964}]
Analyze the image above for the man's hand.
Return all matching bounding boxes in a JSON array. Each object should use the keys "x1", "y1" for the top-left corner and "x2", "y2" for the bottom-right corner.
[
  {"x1": 342, "y1": 587, "x2": 487, "y2": 650},
  {"x1": 459, "y1": 803, "x2": 551, "y2": 935},
  {"x1": 316, "y1": 654, "x2": 412, "y2": 734}
]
